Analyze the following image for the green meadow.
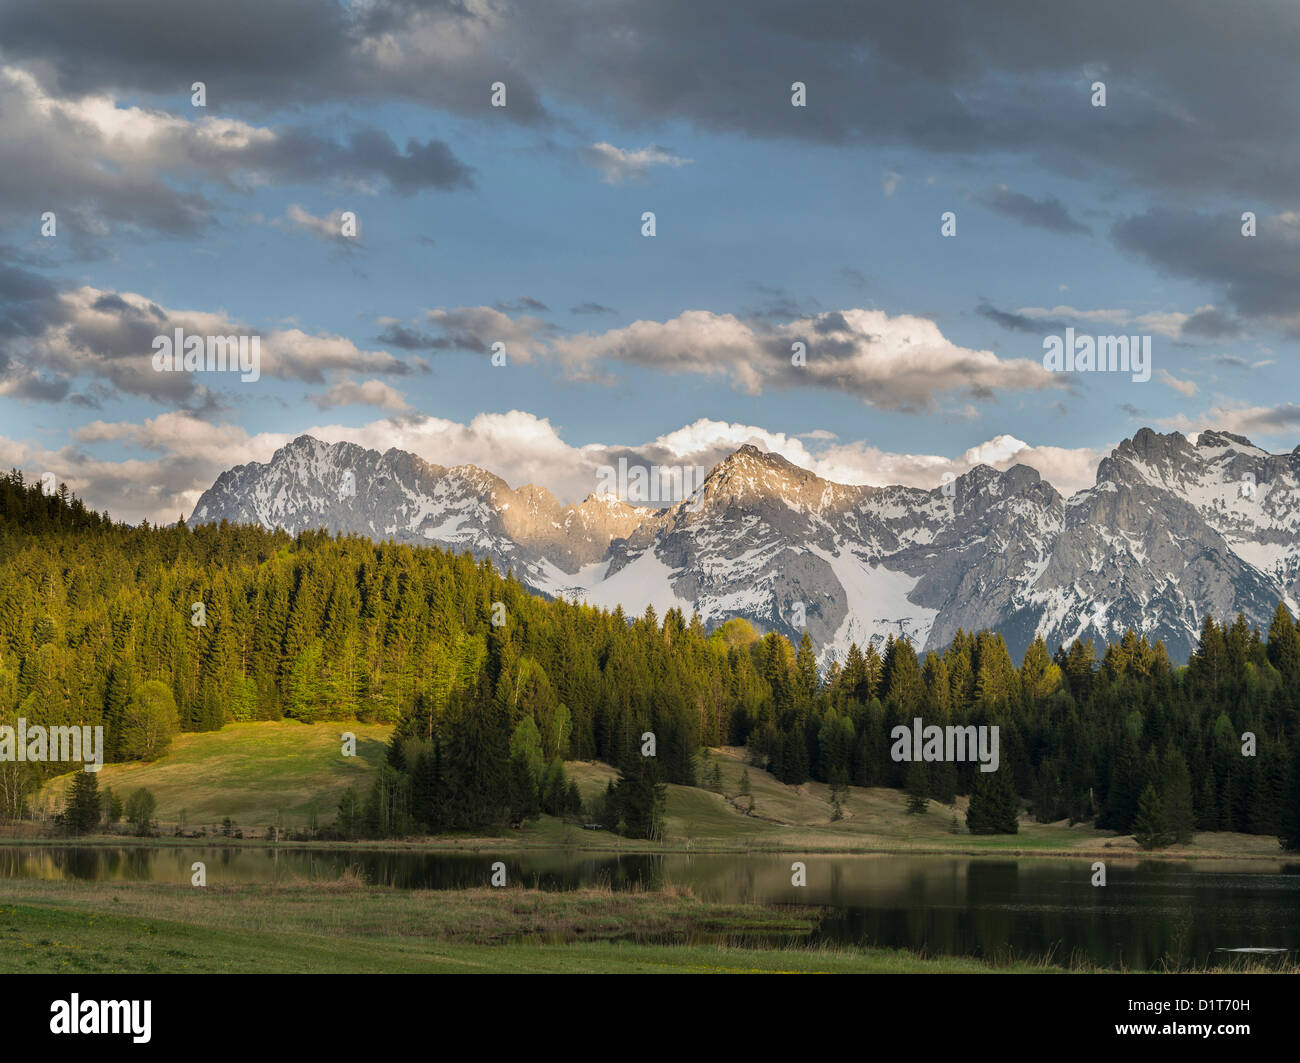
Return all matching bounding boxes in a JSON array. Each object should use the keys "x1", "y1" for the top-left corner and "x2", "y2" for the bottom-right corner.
[{"x1": 30, "y1": 722, "x2": 1285, "y2": 860}]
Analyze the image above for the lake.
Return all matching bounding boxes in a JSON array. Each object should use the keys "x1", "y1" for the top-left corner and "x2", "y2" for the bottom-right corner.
[{"x1": 3, "y1": 846, "x2": 1297, "y2": 969}]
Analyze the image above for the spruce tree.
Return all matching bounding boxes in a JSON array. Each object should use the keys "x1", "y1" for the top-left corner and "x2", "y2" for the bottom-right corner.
[
  {"x1": 62, "y1": 770, "x2": 101, "y2": 836},
  {"x1": 336, "y1": 786, "x2": 364, "y2": 839},
  {"x1": 615, "y1": 756, "x2": 667, "y2": 840},
  {"x1": 966, "y1": 768, "x2": 1018, "y2": 834},
  {"x1": 1134, "y1": 783, "x2": 1170, "y2": 849},
  {"x1": 1160, "y1": 747, "x2": 1195, "y2": 844},
  {"x1": 1279, "y1": 741, "x2": 1300, "y2": 852},
  {"x1": 905, "y1": 760, "x2": 929, "y2": 814}
]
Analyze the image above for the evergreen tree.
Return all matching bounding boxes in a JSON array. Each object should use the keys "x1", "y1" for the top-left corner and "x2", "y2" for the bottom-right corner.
[
  {"x1": 62, "y1": 770, "x2": 101, "y2": 836},
  {"x1": 615, "y1": 757, "x2": 667, "y2": 840},
  {"x1": 904, "y1": 759, "x2": 929, "y2": 814},
  {"x1": 1133, "y1": 783, "x2": 1170, "y2": 850},
  {"x1": 1280, "y1": 741, "x2": 1300, "y2": 852},
  {"x1": 966, "y1": 768, "x2": 1018, "y2": 834},
  {"x1": 336, "y1": 786, "x2": 364, "y2": 839},
  {"x1": 508, "y1": 751, "x2": 541, "y2": 824},
  {"x1": 1160, "y1": 747, "x2": 1195, "y2": 844}
]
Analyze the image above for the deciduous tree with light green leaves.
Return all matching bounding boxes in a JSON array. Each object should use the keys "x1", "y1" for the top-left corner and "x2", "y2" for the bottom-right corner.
[
  {"x1": 121, "y1": 680, "x2": 180, "y2": 761},
  {"x1": 125, "y1": 787, "x2": 156, "y2": 836}
]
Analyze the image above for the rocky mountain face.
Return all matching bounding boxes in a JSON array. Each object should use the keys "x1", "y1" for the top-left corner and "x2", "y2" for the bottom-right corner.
[{"x1": 190, "y1": 428, "x2": 1300, "y2": 663}]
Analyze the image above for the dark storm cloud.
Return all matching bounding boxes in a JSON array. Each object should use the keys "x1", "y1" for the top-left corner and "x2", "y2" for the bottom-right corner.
[
  {"x1": 0, "y1": 0, "x2": 546, "y2": 121},
  {"x1": 975, "y1": 186, "x2": 1091, "y2": 235},
  {"x1": 210, "y1": 127, "x2": 474, "y2": 194},
  {"x1": 0, "y1": 58, "x2": 474, "y2": 245},
  {"x1": 1113, "y1": 208, "x2": 1300, "y2": 328},
  {"x1": 0, "y1": 250, "x2": 64, "y2": 339},
  {"x1": 1182, "y1": 306, "x2": 1245, "y2": 340},
  {"x1": 494, "y1": 0, "x2": 1300, "y2": 206},
  {"x1": 6, "y1": 1, "x2": 1300, "y2": 204}
]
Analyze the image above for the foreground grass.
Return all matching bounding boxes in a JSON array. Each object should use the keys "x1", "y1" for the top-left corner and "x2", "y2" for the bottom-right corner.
[{"x1": 0, "y1": 878, "x2": 1054, "y2": 974}]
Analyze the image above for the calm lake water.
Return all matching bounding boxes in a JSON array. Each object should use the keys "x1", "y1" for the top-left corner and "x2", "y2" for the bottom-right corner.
[{"x1": 4, "y1": 846, "x2": 1298, "y2": 969}]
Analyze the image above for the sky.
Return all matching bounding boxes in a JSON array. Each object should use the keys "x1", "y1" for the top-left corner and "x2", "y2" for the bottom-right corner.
[{"x1": 2, "y1": 0, "x2": 1299, "y2": 524}]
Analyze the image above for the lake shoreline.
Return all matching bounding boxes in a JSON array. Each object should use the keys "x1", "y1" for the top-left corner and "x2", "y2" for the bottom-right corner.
[{"x1": 0, "y1": 830, "x2": 1290, "y2": 862}]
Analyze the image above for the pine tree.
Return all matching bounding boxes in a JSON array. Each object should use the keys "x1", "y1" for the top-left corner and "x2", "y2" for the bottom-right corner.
[
  {"x1": 1279, "y1": 741, "x2": 1300, "y2": 852},
  {"x1": 1134, "y1": 783, "x2": 1170, "y2": 850},
  {"x1": 62, "y1": 770, "x2": 101, "y2": 836},
  {"x1": 336, "y1": 786, "x2": 364, "y2": 839},
  {"x1": 966, "y1": 769, "x2": 1018, "y2": 834},
  {"x1": 905, "y1": 759, "x2": 929, "y2": 814},
  {"x1": 614, "y1": 757, "x2": 666, "y2": 840},
  {"x1": 1160, "y1": 747, "x2": 1195, "y2": 844},
  {"x1": 508, "y1": 751, "x2": 541, "y2": 824}
]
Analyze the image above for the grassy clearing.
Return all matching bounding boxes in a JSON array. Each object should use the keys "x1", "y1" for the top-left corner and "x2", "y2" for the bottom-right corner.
[
  {"x1": 0, "y1": 877, "x2": 1058, "y2": 974},
  {"x1": 37, "y1": 721, "x2": 391, "y2": 829},
  {"x1": 566, "y1": 749, "x2": 1285, "y2": 860}
]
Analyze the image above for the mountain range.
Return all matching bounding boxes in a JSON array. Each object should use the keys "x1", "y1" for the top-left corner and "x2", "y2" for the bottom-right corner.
[{"x1": 189, "y1": 428, "x2": 1300, "y2": 663}]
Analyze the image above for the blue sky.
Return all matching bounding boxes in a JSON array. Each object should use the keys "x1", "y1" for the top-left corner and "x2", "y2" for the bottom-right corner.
[{"x1": 2, "y1": 0, "x2": 1297, "y2": 522}]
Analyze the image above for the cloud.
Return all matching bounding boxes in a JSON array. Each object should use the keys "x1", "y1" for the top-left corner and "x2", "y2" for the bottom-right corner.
[
  {"x1": 311, "y1": 377, "x2": 411, "y2": 412},
  {"x1": 6, "y1": 267, "x2": 1049, "y2": 415},
  {"x1": 494, "y1": 296, "x2": 549, "y2": 313},
  {"x1": 281, "y1": 204, "x2": 360, "y2": 242},
  {"x1": 980, "y1": 300, "x2": 1244, "y2": 342},
  {"x1": 569, "y1": 302, "x2": 617, "y2": 316},
  {"x1": 1156, "y1": 369, "x2": 1197, "y2": 397},
  {"x1": 1113, "y1": 208, "x2": 1300, "y2": 332},
  {"x1": 0, "y1": 0, "x2": 547, "y2": 122},
  {"x1": 977, "y1": 303, "x2": 1064, "y2": 334},
  {"x1": 582, "y1": 142, "x2": 692, "y2": 183},
  {"x1": 807, "y1": 434, "x2": 1106, "y2": 497},
  {"x1": 976, "y1": 185, "x2": 1090, "y2": 234},
  {"x1": 1157, "y1": 403, "x2": 1300, "y2": 442},
  {"x1": 549, "y1": 307, "x2": 1062, "y2": 411},
  {"x1": 10, "y1": 1, "x2": 1300, "y2": 213},
  {"x1": 0, "y1": 65, "x2": 472, "y2": 243},
  {"x1": 423, "y1": 306, "x2": 558, "y2": 362},
  {"x1": 1, "y1": 266, "x2": 419, "y2": 403},
  {"x1": 1013, "y1": 305, "x2": 1131, "y2": 327},
  {"x1": 1212, "y1": 354, "x2": 1273, "y2": 370}
]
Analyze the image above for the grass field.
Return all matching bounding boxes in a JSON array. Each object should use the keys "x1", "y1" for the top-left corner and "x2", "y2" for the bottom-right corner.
[
  {"x1": 27, "y1": 725, "x2": 1287, "y2": 860},
  {"x1": 0, "y1": 877, "x2": 1061, "y2": 973},
  {"x1": 36, "y1": 721, "x2": 391, "y2": 829}
]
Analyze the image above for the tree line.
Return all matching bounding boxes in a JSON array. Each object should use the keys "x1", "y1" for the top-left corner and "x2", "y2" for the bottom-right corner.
[{"x1": 4, "y1": 470, "x2": 1299, "y2": 849}]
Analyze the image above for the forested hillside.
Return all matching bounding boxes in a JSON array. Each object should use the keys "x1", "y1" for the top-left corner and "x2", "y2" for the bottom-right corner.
[{"x1": 2, "y1": 470, "x2": 1299, "y2": 847}]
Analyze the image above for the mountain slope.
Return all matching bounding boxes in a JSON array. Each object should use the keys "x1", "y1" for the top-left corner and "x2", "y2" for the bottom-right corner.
[{"x1": 190, "y1": 429, "x2": 1300, "y2": 663}]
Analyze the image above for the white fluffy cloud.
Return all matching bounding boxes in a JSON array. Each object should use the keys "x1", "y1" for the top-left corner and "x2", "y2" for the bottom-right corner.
[
  {"x1": 313, "y1": 378, "x2": 411, "y2": 411},
  {"x1": 582, "y1": 142, "x2": 693, "y2": 183},
  {"x1": 547, "y1": 307, "x2": 1061, "y2": 410},
  {"x1": 7, "y1": 285, "x2": 417, "y2": 403},
  {"x1": 1158, "y1": 402, "x2": 1300, "y2": 441}
]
